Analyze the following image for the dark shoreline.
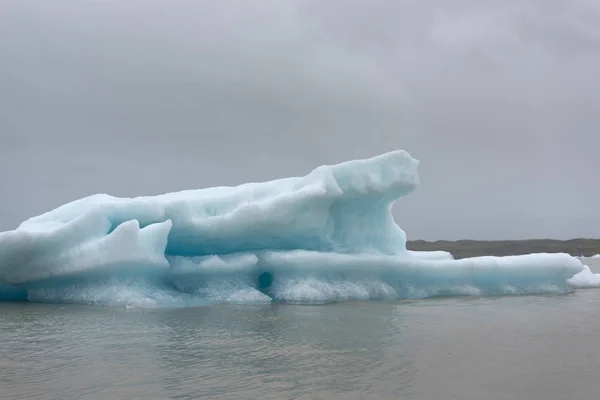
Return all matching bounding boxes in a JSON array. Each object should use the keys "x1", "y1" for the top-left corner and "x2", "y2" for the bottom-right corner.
[{"x1": 407, "y1": 238, "x2": 600, "y2": 259}]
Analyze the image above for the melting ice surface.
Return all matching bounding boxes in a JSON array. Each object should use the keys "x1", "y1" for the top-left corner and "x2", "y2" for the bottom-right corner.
[{"x1": 0, "y1": 150, "x2": 588, "y2": 307}]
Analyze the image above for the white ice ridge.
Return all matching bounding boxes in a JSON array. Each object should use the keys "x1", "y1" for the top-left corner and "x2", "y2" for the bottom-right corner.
[
  {"x1": 0, "y1": 150, "x2": 587, "y2": 307},
  {"x1": 567, "y1": 266, "x2": 600, "y2": 288},
  {"x1": 569, "y1": 256, "x2": 600, "y2": 288}
]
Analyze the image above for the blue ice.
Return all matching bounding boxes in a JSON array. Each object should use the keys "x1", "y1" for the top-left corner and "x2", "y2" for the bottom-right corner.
[{"x1": 0, "y1": 150, "x2": 586, "y2": 307}]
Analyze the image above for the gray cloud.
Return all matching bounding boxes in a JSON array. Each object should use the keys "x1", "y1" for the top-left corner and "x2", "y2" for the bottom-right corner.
[{"x1": 1, "y1": 0, "x2": 599, "y2": 240}]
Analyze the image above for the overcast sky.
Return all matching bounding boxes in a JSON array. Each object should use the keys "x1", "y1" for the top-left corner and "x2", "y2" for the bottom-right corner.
[{"x1": 0, "y1": 0, "x2": 598, "y2": 240}]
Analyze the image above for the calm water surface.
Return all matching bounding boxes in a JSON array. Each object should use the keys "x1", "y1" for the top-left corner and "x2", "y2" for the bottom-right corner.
[{"x1": 2, "y1": 289, "x2": 600, "y2": 399}]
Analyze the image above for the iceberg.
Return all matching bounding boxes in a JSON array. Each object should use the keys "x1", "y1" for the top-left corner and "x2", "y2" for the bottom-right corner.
[{"x1": 0, "y1": 150, "x2": 586, "y2": 307}]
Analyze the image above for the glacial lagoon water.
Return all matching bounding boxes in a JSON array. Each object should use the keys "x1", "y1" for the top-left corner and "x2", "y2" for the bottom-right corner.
[{"x1": 2, "y1": 260, "x2": 599, "y2": 400}]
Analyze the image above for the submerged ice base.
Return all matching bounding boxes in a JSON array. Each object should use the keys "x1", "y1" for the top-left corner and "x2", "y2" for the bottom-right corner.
[{"x1": 0, "y1": 150, "x2": 586, "y2": 307}]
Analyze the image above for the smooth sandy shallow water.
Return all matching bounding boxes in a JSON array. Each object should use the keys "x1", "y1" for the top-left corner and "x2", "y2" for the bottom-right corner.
[{"x1": 1, "y1": 260, "x2": 600, "y2": 400}]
